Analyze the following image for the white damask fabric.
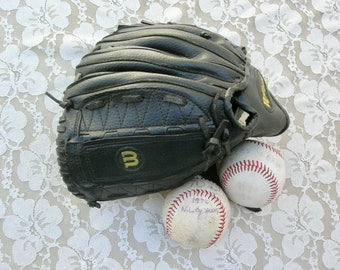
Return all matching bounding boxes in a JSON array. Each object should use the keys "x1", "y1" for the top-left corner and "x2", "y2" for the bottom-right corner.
[{"x1": 0, "y1": 0, "x2": 339, "y2": 269}]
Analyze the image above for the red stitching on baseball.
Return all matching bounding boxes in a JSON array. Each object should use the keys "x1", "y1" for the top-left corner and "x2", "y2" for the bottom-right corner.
[
  {"x1": 245, "y1": 140, "x2": 283, "y2": 159},
  {"x1": 221, "y1": 160, "x2": 279, "y2": 206},
  {"x1": 165, "y1": 187, "x2": 227, "y2": 247}
]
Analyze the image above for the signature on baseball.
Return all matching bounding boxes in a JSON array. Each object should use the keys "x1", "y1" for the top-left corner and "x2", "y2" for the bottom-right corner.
[{"x1": 180, "y1": 197, "x2": 218, "y2": 218}]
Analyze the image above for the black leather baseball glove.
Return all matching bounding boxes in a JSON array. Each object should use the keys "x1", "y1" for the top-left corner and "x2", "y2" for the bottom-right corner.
[{"x1": 52, "y1": 22, "x2": 289, "y2": 207}]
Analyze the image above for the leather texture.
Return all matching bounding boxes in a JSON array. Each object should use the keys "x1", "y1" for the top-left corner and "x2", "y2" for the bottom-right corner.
[{"x1": 56, "y1": 22, "x2": 289, "y2": 207}]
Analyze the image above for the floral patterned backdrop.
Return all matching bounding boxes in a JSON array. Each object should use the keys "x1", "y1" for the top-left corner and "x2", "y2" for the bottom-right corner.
[{"x1": 0, "y1": 0, "x2": 339, "y2": 269}]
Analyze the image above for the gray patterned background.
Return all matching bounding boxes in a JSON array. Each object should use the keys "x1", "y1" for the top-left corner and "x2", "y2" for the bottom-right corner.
[{"x1": 0, "y1": 0, "x2": 339, "y2": 269}]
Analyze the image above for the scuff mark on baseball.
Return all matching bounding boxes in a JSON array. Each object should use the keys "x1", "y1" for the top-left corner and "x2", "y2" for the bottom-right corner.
[
  {"x1": 218, "y1": 139, "x2": 286, "y2": 208},
  {"x1": 162, "y1": 176, "x2": 231, "y2": 249}
]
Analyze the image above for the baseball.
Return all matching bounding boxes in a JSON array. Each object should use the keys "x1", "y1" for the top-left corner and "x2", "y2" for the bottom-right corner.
[
  {"x1": 162, "y1": 176, "x2": 231, "y2": 249},
  {"x1": 218, "y1": 139, "x2": 286, "y2": 208}
]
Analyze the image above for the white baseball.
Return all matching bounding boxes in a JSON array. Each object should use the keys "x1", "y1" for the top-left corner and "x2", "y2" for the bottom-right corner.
[
  {"x1": 162, "y1": 176, "x2": 231, "y2": 249},
  {"x1": 218, "y1": 139, "x2": 286, "y2": 208}
]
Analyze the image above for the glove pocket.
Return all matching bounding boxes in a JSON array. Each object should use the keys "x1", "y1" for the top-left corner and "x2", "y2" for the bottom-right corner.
[{"x1": 66, "y1": 132, "x2": 206, "y2": 200}]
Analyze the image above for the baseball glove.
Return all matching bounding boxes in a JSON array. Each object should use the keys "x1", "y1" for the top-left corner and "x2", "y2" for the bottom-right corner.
[{"x1": 53, "y1": 22, "x2": 289, "y2": 207}]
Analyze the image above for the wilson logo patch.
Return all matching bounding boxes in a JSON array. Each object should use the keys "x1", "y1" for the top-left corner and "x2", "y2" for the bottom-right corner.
[
  {"x1": 260, "y1": 75, "x2": 272, "y2": 110},
  {"x1": 121, "y1": 150, "x2": 139, "y2": 168},
  {"x1": 118, "y1": 149, "x2": 143, "y2": 171}
]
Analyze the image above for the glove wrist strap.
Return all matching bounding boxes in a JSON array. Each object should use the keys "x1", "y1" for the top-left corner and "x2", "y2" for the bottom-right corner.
[{"x1": 203, "y1": 119, "x2": 230, "y2": 169}]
